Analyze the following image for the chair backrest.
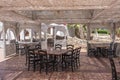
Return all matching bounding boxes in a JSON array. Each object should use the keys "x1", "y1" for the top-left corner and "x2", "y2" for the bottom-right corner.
[
  {"x1": 35, "y1": 44, "x2": 41, "y2": 49},
  {"x1": 66, "y1": 44, "x2": 74, "y2": 50},
  {"x1": 55, "y1": 44, "x2": 62, "y2": 50},
  {"x1": 76, "y1": 47, "x2": 81, "y2": 54},
  {"x1": 27, "y1": 48, "x2": 36, "y2": 59},
  {"x1": 36, "y1": 49, "x2": 48, "y2": 61},
  {"x1": 109, "y1": 58, "x2": 117, "y2": 80}
]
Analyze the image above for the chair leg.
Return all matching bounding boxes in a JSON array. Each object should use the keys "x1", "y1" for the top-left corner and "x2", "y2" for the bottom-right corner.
[
  {"x1": 62, "y1": 61, "x2": 64, "y2": 71},
  {"x1": 33, "y1": 61, "x2": 36, "y2": 72},
  {"x1": 28, "y1": 62, "x2": 30, "y2": 71},
  {"x1": 71, "y1": 62, "x2": 74, "y2": 72},
  {"x1": 78, "y1": 58, "x2": 80, "y2": 66},
  {"x1": 45, "y1": 63, "x2": 48, "y2": 74},
  {"x1": 39, "y1": 63, "x2": 42, "y2": 73}
]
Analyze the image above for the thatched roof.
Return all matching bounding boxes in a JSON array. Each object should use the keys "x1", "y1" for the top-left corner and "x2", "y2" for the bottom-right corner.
[{"x1": 0, "y1": 0, "x2": 120, "y2": 24}]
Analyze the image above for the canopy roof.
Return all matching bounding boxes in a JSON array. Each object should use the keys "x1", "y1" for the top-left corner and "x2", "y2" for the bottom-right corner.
[{"x1": 0, "y1": 0, "x2": 120, "y2": 24}]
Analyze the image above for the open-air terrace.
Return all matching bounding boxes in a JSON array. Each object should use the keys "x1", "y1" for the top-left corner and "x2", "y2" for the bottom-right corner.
[
  {"x1": 0, "y1": 0, "x2": 120, "y2": 80},
  {"x1": 0, "y1": 49, "x2": 119, "y2": 80}
]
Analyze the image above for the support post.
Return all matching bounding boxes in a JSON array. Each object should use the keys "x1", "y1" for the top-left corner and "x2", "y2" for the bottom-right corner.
[
  {"x1": 16, "y1": 23, "x2": 20, "y2": 41},
  {"x1": 39, "y1": 24, "x2": 41, "y2": 43},
  {"x1": 87, "y1": 24, "x2": 91, "y2": 41},
  {"x1": 3, "y1": 22, "x2": 6, "y2": 59},
  {"x1": 30, "y1": 29, "x2": 33, "y2": 42},
  {"x1": 112, "y1": 23, "x2": 116, "y2": 43},
  {"x1": 53, "y1": 27, "x2": 56, "y2": 48},
  {"x1": 86, "y1": 23, "x2": 90, "y2": 56},
  {"x1": 110, "y1": 22, "x2": 116, "y2": 50}
]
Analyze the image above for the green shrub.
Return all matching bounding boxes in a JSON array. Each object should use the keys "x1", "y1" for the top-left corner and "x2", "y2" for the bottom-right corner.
[
  {"x1": 92, "y1": 29, "x2": 109, "y2": 34},
  {"x1": 97, "y1": 30, "x2": 108, "y2": 34}
]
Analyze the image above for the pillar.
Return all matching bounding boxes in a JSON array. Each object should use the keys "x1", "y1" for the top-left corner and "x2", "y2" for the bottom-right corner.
[
  {"x1": 39, "y1": 24, "x2": 41, "y2": 42},
  {"x1": 87, "y1": 24, "x2": 91, "y2": 41},
  {"x1": 16, "y1": 23, "x2": 20, "y2": 41},
  {"x1": 112, "y1": 23, "x2": 116, "y2": 43},
  {"x1": 3, "y1": 22, "x2": 6, "y2": 59},
  {"x1": 53, "y1": 27, "x2": 56, "y2": 48},
  {"x1": 109, "y1": 22, "x2": 116, "y2": 50},
  {"x1": 30, "y1": 29, "x2": 33, "y2": 42},
  {"x1": 22, "y1": 29, "x2": 25, "y2": 41},
  {"x1": 86, "y1": 23, "x2": 91, "y2": 55}
]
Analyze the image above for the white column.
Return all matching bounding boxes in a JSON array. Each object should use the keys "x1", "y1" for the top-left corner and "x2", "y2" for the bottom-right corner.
[
  {"x1": 86, "y1": 24, "x2": 90, "y2": 55},
  {"x1": 39, "y1": 24, "x2": 41, "y2": 42},
  {"x1": 112, "y1": 23, "x2": 116, "y2": 42},
  {"x1": 23, "y1": 30, "x2": 25, "y2": 41},
  {"x1": 53, "y1": 27, "x2": 56, "y2": 48},
  {"x1": 109, "y1": 22, "x2": 115, "y2": 43},
  {"x1": 110, "y1": 22, "x2": 116, "y2": 50},
  {"x1": 16, "y1": 23, "x2": 20, "y2": 41},
  {"x1": 8, "y1": 29, "x2": 11, "y2": 41},
  {"x1": 87, "y1": 24, "x2": 90, "y2": 41},
  {"x1": 30, "y1": 29, "x2": 33, "y2": 42},
  {"x1": 3, "y1": 23, "x2": 6, "y2": 59}
]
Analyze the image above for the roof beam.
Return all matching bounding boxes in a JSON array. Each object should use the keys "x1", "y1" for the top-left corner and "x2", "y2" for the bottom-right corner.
[
  {"x1": 92, "y1": 0, "x2": 119, "y2": 20},
  {"x1": 36, "y1": 18, "x2": 90, "y2": 24},
  {"x1": 25, "y1": 0, "x2": 35, "y2": 6},
  {"x1": 0, "y1": 11, "x2": 37, "y2": 24},
  {"x1": 0, "y1": 6, "x2": 109, "y2": 10}
]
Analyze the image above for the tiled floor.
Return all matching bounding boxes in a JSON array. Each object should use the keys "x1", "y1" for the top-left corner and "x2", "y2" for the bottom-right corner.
[{"x1": 0, "y1": 51, "x2": 120, "y2": 80}]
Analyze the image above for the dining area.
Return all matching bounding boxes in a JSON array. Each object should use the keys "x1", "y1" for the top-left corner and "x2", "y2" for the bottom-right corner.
[
  {"x1": 0, "y1": 44, "x2": 115, "y2": 80},
  {"x1": 19, "y1": 43, "x2": 81, "y2": 74}
]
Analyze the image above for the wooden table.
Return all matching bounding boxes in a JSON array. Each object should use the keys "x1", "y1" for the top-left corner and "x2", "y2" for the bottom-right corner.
[{"x1": 46, "y1": 49, "x2": 67, "y2": 55}]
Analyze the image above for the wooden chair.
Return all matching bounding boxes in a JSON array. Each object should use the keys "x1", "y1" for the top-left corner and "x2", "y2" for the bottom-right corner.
[
  {"x1": 109, "y1": 58, "x2": 120, "y2": 80},
  {"x1": 27, "y1": 48, "x2": 39, "y2": 72},
  {"x1": 38, "y1": 50, "x2": 56, "y2": 74},
  {"x1": 62, "y1": 49, "x2": 76, "y2": 72},
  {"x1": 107, "y1": 42, "x2": 117, "y2": 58},
  {"x1": 15, "y1": 42, "x2": 25, "y2": 55},
  {"x1": 35, "y1": 43, "x2": 41, "y2": 49},
  {"x1": 66, "y1": 44, "x2": 74, "y2": 50},
  {"x1": 75, "y1": 47, "x2": 81, "y2": 67},
  {"x1": 55, "y1": 44, "x2": 62, "y2": 50}
]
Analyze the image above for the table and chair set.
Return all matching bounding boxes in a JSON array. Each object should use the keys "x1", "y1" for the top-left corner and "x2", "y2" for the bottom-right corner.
[
  {"x1": 16, "y1": 42, "x2": 81, "y2": 74},
  {"x1": 88, "y1": 42, "x2": 118, "y2": 58},
  {"x1": 15, "y1": 41, "x2": 120, "y2": 79},
  {"x1": 88, "y1": 41, "x2": 120, "y2": 80}
]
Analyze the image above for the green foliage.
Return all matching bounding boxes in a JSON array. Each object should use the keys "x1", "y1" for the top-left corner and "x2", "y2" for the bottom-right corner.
[
  {"x1": 116, "y1": 28, "x2": 120, "y2": 34},
  {"x1": 92, "y1": 29, "x2": 110, "y2": 34},
  {"x1": 67, "y1": 24, "x2": 82, "y2": 28},
  {"x1": 67, "y1": 23, "x2": 87, "y2": 39},
  {"x1": 67, "y1": 24, "x2": 76, "y2": 28},
  {"x1": 83, "y1": 24, "x2": 87, "y2": 32},
  {"x1": 97, "y1": 30, "x2": 108, "y2": 34}
]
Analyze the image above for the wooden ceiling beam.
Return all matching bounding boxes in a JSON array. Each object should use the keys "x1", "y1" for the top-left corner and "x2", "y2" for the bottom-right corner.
[
  {"x1": 0, "y1": 11, "x2": 37, "y2": 24},
  {"x1": 0, "y1": 6, "x2": 109, "y2": 10},
  {"x1": 92, "y1": 0, "x2": 119, "y2": 20}
]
